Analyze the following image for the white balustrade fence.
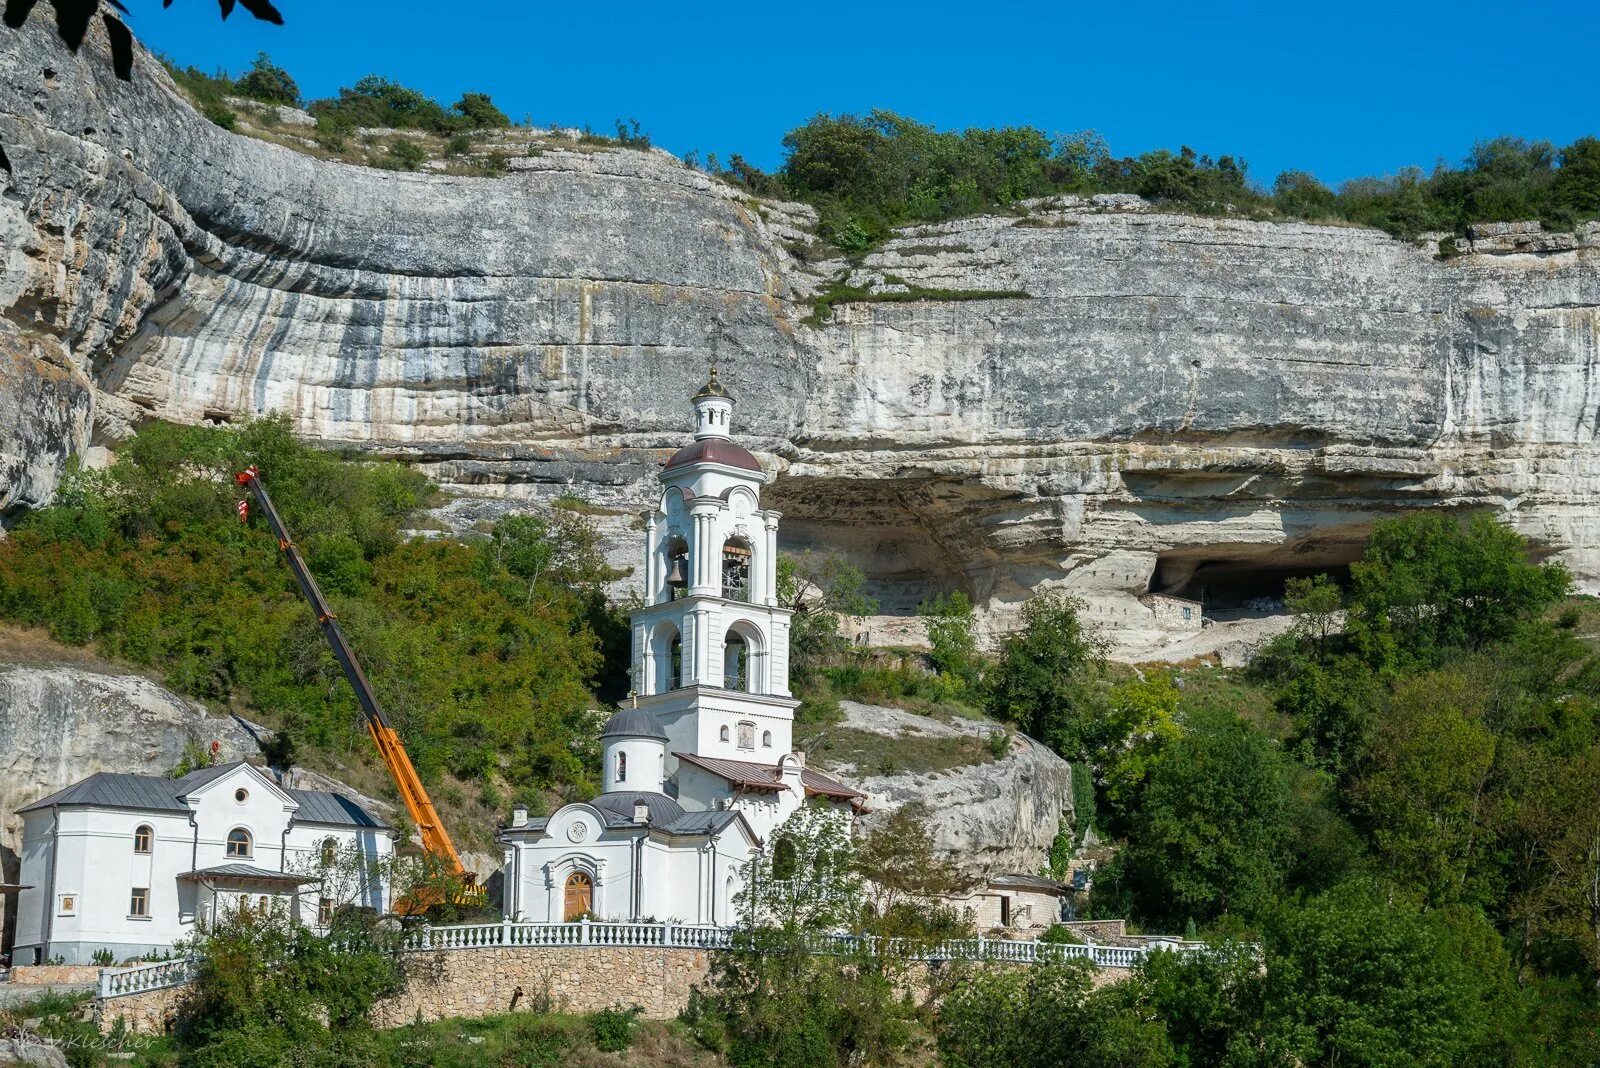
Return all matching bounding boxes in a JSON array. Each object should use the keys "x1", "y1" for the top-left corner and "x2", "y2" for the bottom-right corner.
[
  {"x1": 97, "y1": 957, "x2": 196, "y2": 999},
  {"x1": 99, "y1": 920, "x2": 1205, "y2": 1000}
]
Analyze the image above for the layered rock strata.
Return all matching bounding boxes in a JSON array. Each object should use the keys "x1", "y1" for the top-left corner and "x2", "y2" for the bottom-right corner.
[{"x1": 3, "y1": 20, "x2": 1598, "y2": 645}]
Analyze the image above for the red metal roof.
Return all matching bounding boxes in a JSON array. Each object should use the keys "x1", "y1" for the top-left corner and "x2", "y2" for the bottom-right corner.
[
  {"x1": 663, "y1": 438, "x2": 762, "y2": 473},
  {"x1": 673, "y1": 752, "x2": 865, "y2": 802}
]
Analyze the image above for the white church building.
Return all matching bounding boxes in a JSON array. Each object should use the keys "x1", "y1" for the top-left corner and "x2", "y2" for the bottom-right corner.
[
  {"x1": 13, "y1": 761, "x2": 392, "y2": 965},
  {"x1": 500, "y1": 371, "x2": 864, "y2": 923}
]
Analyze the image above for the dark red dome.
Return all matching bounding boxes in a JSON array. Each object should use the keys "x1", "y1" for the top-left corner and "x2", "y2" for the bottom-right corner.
[{"x1": 663, "y1": 438, "x2": 762, "y2": 473}]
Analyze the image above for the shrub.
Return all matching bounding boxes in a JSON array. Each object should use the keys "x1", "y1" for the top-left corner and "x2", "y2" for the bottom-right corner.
[
  {"x1": 589, "y1": 1005, "x2": 642, "y2": 1052},
  {"x1": 382, "y1": 138, "x2": 429, "y2": 171},
  {"x1": 234, "y1": 51, "x2": 298, "y2": 105}
]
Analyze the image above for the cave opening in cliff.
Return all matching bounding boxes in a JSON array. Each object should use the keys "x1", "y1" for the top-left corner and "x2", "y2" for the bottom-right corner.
[{"x1": 1150, "y1": 544, "x2": 1359, "y2": 616}]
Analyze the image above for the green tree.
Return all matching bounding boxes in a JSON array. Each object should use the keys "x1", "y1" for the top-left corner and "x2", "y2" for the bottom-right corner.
[
  {"x1": 776, "y1": 551, "x2": 876, "y2": 679},
  {"x1": 1256, "y1": 885, "x2": 1519, "y2": 1066},
  {"x1": 938, "y1": 957, "x2": 1174, "y2": 1068},
  {"x1": 1113, "y1": 706, "x2": 1294, "y2": 927},
  {"x1": 918, "y1": 590, "x2": 982, "y2": 693},
  {"x1": 234, "y1": 51, "x2": 298, "y2": 105},
  {"x1": 1554, "y1": 137, "x2": 1600, "y2": 215},
  {"x1": 1352, "y1": 672, "x2": 1497, "y2": 905},
  {"x1": 701, "y1": 802, "x2": 916, "y2": 1067},
  {"x1": 174, "y1": 901, "x2": 404, "y2": 1063},
  {"x1": 983, "y1": 591, "x2": 1106, "y2": 759},
  {"x1": 1346, "y1": 512, "x2": 1570, "y2": 671},
  {"x1": 452, "y1": 91, "x2": 510, "y2": 129}
]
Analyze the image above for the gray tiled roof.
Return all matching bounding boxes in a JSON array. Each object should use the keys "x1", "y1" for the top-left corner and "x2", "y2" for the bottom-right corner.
[
  {"x1": 19, "y1": 772, "x2": 189, "y2": 814},
  {"x1": 286, "y1": 789, "x2": 389, "y2": 829},
  {"x1": 17, "y1": 767, "x2": 385, "y2": 829},
  {"x1": 589, "y1": 791, "x2": 686, "y2": 826},
  {"x1": 173, "y1": 761, "x2": 251, "y2": 794},
  {"x1": 179, "y1": 863, "x2": 321, "y2": 884},
  {"x1": 660, "y1": 810, "x2": 745, "y2": 836}
]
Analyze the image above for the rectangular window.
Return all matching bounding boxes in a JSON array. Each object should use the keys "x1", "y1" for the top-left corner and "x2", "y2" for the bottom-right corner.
[
  {"x1": 129, "y1": 887, "x2": 149, "y2": 918},
  {"x1": 318, "y1": 898, "x2": 333, "y2": 927},
  {"x1": 999, "y1": 895, "x2": 1011, "y2": 927}
]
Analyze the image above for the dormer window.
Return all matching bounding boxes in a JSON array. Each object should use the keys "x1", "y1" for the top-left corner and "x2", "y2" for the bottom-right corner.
[{"x1": 226, "y1": 828, "x2": 252, "y2": 858}]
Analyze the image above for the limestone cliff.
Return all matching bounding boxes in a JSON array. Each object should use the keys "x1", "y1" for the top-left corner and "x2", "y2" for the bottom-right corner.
[{"x1": 3, "y1": 19, "x2": 1599, "y2": 646}]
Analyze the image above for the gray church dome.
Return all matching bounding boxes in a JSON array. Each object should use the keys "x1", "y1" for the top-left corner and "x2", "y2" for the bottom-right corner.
[{"x1": 599, "y1": 706, "x2": 668, "y2": 741}]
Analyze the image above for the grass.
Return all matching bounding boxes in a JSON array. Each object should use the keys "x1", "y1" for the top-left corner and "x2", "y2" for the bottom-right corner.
[{"x1": 800, "y1": 723, "x2": 993, "y2": 778}]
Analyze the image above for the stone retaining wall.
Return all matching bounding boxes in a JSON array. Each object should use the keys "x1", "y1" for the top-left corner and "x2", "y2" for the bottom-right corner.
[
  {"x1": 9, "y1": 964, "x2": 100, "y2": 985},
  {"x1": 372, "y1": 946, "x2": 714, "y2": 1028}
]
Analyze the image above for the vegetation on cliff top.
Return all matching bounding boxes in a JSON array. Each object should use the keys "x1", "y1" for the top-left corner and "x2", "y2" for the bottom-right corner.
[{"x1": 158, "y1": 53, "x2": 1600, "y2": 248}]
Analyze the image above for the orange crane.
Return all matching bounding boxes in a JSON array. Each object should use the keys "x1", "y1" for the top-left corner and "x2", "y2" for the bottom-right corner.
[{"x1": 235, "y1": 466, "x2": 479, "y2": 908}]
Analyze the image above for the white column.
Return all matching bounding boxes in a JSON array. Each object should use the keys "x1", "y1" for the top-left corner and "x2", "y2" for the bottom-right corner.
[
  {"x1": 643, "y1": 513, "x2": 659, "y2": 604},
  {"x1": 690, "y1": 507, "x2": 717, "y2": 596},
  {"x1": 763, "y1": 513, "x2": 781, "y2": 607},
  {"x1": 681, "y1": 612, "x2": 697, "y2": 688}
]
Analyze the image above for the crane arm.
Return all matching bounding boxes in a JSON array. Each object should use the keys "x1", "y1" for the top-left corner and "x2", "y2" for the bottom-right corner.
[{"x1": 235, "y1": 466, "x2": 469, "y2": 881}]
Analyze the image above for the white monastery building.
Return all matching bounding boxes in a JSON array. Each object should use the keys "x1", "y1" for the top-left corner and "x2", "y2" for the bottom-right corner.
[
  {"x1": 500, "y1": 371, "x2": 864, "y2": 923},
  {"x1": 13, "y1": 761, "x2": 392, "y2": 965}
]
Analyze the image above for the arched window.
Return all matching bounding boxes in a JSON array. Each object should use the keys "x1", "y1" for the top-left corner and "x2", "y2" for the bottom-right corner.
[
  {"x1": 671, "y1": 636, "x2": 684, "y2": 689},
  {"x1": 133, "y1": 825, "x2": 153, "y2": 854},
  {"x1": 563, "y1": 871, "x2": 593, "y2": 922},
  {"x1": 722, "y1": 538, "x2": 752, "y2": 601},
  {"x1": 719, "y1": 725, "x2": 730, "y2": 743},
  {"x1": 226, "y1": 828, "x2": 252, "y2": 858},
  {"x1": 762, "y1": 730, "x2": 773, "y2": 748},
  {"x1": 617, "y1": 751, "x2": 628, "y2": 783},
  {"x1": 320, "y1": 838, "x2": 337, "y2": 866}
]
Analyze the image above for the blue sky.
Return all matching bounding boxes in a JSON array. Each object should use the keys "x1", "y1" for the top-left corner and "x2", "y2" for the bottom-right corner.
[{"x1": 130, "y1": 0, "x2": 1600, "y2": 187}]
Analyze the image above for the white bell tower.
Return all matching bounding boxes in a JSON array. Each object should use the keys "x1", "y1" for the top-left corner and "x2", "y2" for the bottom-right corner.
[{"x1": 628, "y1": 369, "x2": 798, "y2": 788}]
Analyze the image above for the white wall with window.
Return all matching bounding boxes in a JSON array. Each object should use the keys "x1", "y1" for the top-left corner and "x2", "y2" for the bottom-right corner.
[{"x1": 12, "y1": 762, "x2": 392, "y2": 965}]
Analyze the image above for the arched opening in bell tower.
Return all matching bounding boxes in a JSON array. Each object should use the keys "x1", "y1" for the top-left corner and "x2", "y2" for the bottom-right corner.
[
  {"x1": 722, "y1": 621, "x2": 765, "y2": 694},
  {"x1": 721, "y1": 537, "x2": 753, "y2": 602},
  {"x1": 648, "y1": 620, "x2": 683, "y2": 694}
]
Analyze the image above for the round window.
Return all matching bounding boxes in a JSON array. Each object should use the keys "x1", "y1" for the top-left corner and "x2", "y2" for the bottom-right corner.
[{"x1": 234, "y1": 788, "x2": 249, "y2": 803}]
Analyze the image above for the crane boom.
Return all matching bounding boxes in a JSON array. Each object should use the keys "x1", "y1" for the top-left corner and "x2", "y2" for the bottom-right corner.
[{"x1": 235, "y1": 466, "x2": 471, "y2": 885}]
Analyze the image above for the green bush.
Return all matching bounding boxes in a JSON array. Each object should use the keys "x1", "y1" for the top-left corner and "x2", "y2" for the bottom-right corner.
[
  {"x1": 589, "y1": 1004, "x2": 642, "y2": 1052},
  {"x1": 234, "y1": 51, "x2": 298, "y2": 105},
  {"x1": 382, "y1": 138, "x2": 429, "y2": 171}
]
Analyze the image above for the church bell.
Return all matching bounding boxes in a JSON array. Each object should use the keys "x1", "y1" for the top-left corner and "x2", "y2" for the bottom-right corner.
[{"x1": 666, "y1": 554, "x2": 689, "y2": 589}]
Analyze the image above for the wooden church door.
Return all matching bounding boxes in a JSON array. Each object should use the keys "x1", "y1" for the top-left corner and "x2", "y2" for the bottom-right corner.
[{"x1": 564, "y1": 872, "x2": 592, "y2": 921}]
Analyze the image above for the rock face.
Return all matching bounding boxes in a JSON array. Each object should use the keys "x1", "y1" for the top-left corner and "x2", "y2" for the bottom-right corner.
[
  {"x1": 3, "y1": 21, "x2": 1599, "y2": 644},
  {"x1": 0, "y1": 663, "x2": 260, "y2": 864},
  {"x1": 816, "y1": 702, "x2": 1074, "y2": 880}
]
